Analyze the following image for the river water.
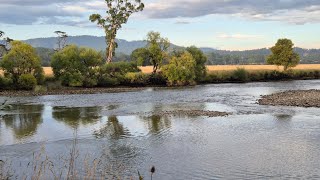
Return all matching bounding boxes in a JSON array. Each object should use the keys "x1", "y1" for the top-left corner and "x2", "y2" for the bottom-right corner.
[{"x1": 1, "y1": 80, "x2": 320, "y2": 179}]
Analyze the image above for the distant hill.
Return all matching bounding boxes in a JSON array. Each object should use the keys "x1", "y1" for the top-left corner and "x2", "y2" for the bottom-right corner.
[
  {"x1": 23, "y1": 35, "x2": 320, "y2": 65},
  {"x1": 24, "y1": 35, "x2": 148, "y2": 55}
]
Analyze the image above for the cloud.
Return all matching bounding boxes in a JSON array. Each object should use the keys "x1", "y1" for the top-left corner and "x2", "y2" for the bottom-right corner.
[
  {"x1": 175, "y1": 21, "x2": 191, "y2": 25},
  {"x1": 217, "y1": 33, "x2": 262, "y2": 40},
  {"x1": 0, "y1": 0, "x2": 104, "y2": 26},
  {"x1": 144, "y1": 0, "x2": 320, "y2": 24},
  {"x1": 1, "y1": 0, "x2": 320, "y2": 26}
]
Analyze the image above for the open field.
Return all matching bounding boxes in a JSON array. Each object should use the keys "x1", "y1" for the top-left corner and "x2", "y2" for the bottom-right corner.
[{"x1": 1, "y1": 64, "x2": 320, "y2": 77}]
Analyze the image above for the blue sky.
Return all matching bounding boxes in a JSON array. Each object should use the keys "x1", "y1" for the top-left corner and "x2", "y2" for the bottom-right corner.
[{"x1": 0, "y1": 0, "x2": 320, "y2": 50}]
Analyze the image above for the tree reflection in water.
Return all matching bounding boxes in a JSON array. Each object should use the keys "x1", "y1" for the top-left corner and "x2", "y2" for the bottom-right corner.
[
  {"x1": 94, "y1": 116, "x2": 130, "y2": 139},
  {"x1": 1, "y1": 104, "x2": 44, "y2": 139},
  {"x1": 142, "y1": 115, "x2": 171, "y2": 134},
  {"x1": 52, "y1": 106, "x2": 102, "y2": 129}
]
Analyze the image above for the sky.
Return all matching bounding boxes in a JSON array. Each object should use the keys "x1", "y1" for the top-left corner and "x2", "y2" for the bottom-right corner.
[{"x1": 0, "y1": 0, "x2": 320, "y2": 50}]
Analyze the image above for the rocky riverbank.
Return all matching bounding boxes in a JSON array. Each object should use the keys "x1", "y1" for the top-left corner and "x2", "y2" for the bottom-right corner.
[{"x1": 258, "y1": 89, "x2": 320, "y2": 108}]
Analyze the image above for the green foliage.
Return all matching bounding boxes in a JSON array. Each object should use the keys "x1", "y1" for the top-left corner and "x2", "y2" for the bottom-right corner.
[
  {"x1": 146, "y1": 31, "x2": 170, "y2": 73},
  {"x1": 98, "y1": 61, "x2": 140, "y2": 87},
  {"x1": 51, "y1": 45, "x2": 103, "y2": 87},
  {"x1": 231, "y1": 68, "x2": 249, "y2": 82},
  {"x1": 0, "y1": 75, "x2": 13, "y2": 89},
  {"x1": 267, "y1": 39, "x2": 300, "y2": 71},
  {"x1": 186, "y1": 46, "x2": 207, "y2": 81},
  {"x1": 90, "y1": 0, "x2": 144, "y2": 63},
  {"x1": 204, "y1": 69, "x2": 320, "y2": 84},
  {"x1": 0, "y1": 41, "x2": 44, "y2": 89},
  {"x1": 131, "y1": 48, "x2": 151, "y2": 66},
  {"x1": 125, "y1": 72, "x2": 147, "y2": 86},
  {"x1": 162, "y1": 52, "x2": 196, "y2": 86},
  {"x1": 146, "y1": 72, "x2": 167, "y2": 85},
  {"x1": 18, "y1": 74, "x2": 37, "y2": 90},
  {"x1": 36, "y1": 47, "x2": 55, "y2": 66}
]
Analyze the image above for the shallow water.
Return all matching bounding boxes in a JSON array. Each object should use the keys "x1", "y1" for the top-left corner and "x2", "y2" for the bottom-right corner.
[{"x1": 1, "y1": 80, "x2": 320, "y2": 179}]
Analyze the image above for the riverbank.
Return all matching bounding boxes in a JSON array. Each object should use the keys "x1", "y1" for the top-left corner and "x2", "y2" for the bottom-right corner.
[
  {"x1": 0, "y1": 87, "x2": 150, "y2": 96},
  {"x1": 258, "y1": 89, "x2": 320, "y2": 108}
]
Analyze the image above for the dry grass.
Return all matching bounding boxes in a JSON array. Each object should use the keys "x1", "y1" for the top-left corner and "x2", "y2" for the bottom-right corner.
[{"x1": 1, "y1": 65, "x2": 320, "y2": 77}]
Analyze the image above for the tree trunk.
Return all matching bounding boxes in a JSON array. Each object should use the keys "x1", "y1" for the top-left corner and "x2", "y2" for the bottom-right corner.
[{"x1": 107, "y1": 39, "x2": 114, "y2": 63}]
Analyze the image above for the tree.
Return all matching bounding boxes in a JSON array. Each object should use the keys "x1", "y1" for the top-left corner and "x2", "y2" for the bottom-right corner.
[
  {"x1": 267, "y1": 39, "x2": 300, "y2": 71},
  {"x1": 0, "y1": 31, "x2": 13, "y2": 59},
  {"x1": 90, "y1": 0, "x2": 144, "y2": 63},
  {"x1": 162, "y1": 51, "x2": 196, "y2": 86},
  {"x1": 131, "y1": 48, "x2": 151, "y2": 66},
  {"x1": 51, "y1": 45, "x2": 103, "y2": 87},
  {"x1": 146, "y1": 31, "x2": 170, "y2": 73},
  {"x1": 186, "y1": 46, "x2": 207, "y2": 81},
  {"x1": 54, "y1": 31, "x2": 68, "y2": 51},
  {"x1": 0, "y1": 41, "x2": 44, "y2": 86}
]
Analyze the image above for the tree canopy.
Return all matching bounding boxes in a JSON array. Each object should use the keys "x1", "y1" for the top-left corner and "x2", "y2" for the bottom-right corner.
[
  {"x1": 186, "y1": 46, "x2": 207, "y2": 81},
  {"x1": 162, "y1": 51, "x2": 196, "y2": 86},
  {"x1": 267, "y1": 39, "x2": 300, "y2": 71},
  {"x1": 51, "y1": 45, "x2": 103, "y2": 87},
  {"x1": 146, "y1": 31, "x2": 170, "y2": 73},
  {"x1": 0, "y1": 41, "x2": 44, "y2": 85},
  {"x1": 90, "y1": 0, "x2": 144, "y2": 63}
]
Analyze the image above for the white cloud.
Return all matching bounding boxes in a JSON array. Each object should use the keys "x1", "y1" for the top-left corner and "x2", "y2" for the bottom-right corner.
[{"x1": 217, "y1": 33, "x2": 262, "y2": 40}]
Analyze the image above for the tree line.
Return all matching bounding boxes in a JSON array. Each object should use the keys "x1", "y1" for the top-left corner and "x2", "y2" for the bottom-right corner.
[{"x1": 0, "y1": 0, "x2": 310, "y2": 91}]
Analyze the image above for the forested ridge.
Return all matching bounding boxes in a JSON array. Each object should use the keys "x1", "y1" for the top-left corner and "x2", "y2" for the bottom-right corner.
[{"x1": 23, "y1": 36, "x2": 320, "y2": 66}]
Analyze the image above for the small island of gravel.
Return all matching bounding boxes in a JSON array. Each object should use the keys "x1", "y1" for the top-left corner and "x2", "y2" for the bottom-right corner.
[{"x1": 258, "y1": 89, "x2": 320, "y2": 108}]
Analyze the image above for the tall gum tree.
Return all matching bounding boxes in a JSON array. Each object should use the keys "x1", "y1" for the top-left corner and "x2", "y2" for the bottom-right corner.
[
  {"x1": 90, "y1": 0, "x2": 144, "y2": 63},
  {"x1": 146, "y1": 31, "x2": 170, "y2": 73},
  {"x1": 267, "y1": 39, "x2": 300, "y2": 71}
]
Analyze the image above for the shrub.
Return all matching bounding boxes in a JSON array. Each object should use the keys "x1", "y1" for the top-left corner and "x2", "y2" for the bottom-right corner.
[
  {"x1": 162, "y1": 52, "x2": 196, "y2": 86},
  {"x1": 98, "y1": 62, "x2": 140, "y2": 87},
  {"x1": 0, "y1": 76, "x2": 13, "y2": 89},
  {"x1": 51, "y1": 45, "x2": 103, "y2": 87},
  {"x1": 146, "y1": 72, "x2": 167, "y2": 85},
  {"x1": 0, "y1": 41, "x2": 44, "y2": 87},
  {"x1": 231, "y1": 68, "x2": 248, "y2": 82},
  {"x1": 125, "y1": 72, "x2": 147, "y2": 86},
  {"x1": 18, "y1": 74, "x2": 37, "y2": 90}
]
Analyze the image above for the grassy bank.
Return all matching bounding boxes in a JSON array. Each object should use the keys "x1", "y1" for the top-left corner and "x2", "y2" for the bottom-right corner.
[
  {"x1": 1, "y1": 64, "x2": 318, "y2": 77},
  {"x1": 1, "y1": 65, "x2": 320, "y2": 96},
  {"x1": 203, "y1": 69, "x2": 320, "y2": 83}
]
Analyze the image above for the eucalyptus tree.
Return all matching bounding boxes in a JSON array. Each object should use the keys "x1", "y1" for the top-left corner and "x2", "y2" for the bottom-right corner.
[
  {"x1": 54, "y1": 31, "x2": 68, "y2": 51},
  {"x1": 89, "y1": 0, "x2": 144, "y2": 63},
  {"x1": 146, "y1": 31, "x2": 170, "y2": 73},
  {"x1": 267, "y1": 38, "x2": 300, "y2": 71}
]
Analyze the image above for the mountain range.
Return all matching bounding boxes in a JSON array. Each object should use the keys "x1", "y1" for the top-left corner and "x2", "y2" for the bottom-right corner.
[{"x1": 23, "y1": 35, "x2": 320, "y2": 65}]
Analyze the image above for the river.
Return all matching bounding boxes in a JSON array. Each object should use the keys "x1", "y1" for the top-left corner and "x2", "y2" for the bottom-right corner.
[{"x1": 1, "y1": 80, "x2": 320, "y2": 179}]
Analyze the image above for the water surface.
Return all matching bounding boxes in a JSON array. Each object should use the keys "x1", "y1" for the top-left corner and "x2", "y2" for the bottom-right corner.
[{"x1": 1, "y1": 80, "x2": 320, "y2": 179}]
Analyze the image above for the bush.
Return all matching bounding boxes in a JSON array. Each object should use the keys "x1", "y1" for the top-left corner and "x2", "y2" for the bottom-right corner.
[
  {"x1": 162, "y1": 52, "x2": 196, "y2": 86},
  {"x1": 18, "y1": 74, "x2": 37, "y2": 90},
  {"x1": 98, "y1": 62, "x2": 140, "y2": 87},
  {"x1": 51, "y1": 45, "x2": 103, "y2": 87},
  {"x1": 146, "y1": 72, "x2": 167, "y2": 85},
  {"x1": 124, "y1": 72, "x2": 147, "y2": 86},
  {"x1": 231, "y1": 68, "x2": 248, "y2": 82},
  {"x1": 0, "y1": 41, "x2": 44, "y2": 87},
  {"x1": 0, "y1": 76, "x2": 13, "y2": 89}
]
